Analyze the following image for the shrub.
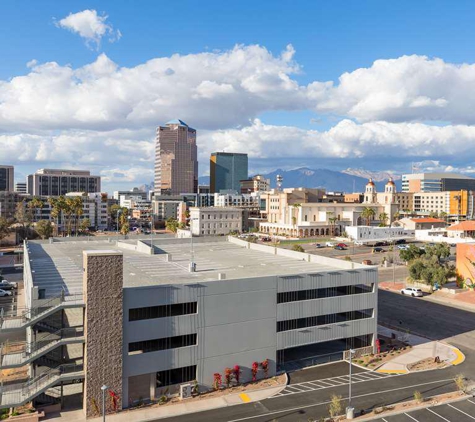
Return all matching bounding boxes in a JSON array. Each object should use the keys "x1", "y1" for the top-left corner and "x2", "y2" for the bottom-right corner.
[
  {"x1": 328, "y1": 394, "x2": 343, "y2": 418},
  {"x1": 413, "y1": 390, "x2": 423, "y2": 403},
  {"x1": 454, "y1": 374, "x2": 467, "y2": 393},
  {"x1": 292, "y1": 244, "x2": 305, "y2": 252}
]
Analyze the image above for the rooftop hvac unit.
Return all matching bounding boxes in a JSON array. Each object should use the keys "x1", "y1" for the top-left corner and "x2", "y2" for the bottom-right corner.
[{"x1": 179, "y1": 383, "x2": 193, "y2": 400}]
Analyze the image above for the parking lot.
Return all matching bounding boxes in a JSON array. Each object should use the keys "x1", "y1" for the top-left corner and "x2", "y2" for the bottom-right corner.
[{"x1": 372, "y1": 398, "x2": 475, "y2": 421}]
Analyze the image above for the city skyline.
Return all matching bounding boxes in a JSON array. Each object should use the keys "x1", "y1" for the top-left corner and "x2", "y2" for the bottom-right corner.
[{"x1": 3, "y1": 2, "x2": 475, "y2": 192}]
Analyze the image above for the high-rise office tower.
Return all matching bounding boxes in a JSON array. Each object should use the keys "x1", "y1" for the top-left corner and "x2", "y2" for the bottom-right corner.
[
  {"x1": 0, "y1": 165, "x2": 14, "y2": 192},
  {"x1": 210, "y1": 152, "x2": 248, "y2": 193},
  {"x1": 154, "y1": 120, "x2": 198, "y2": 195}
]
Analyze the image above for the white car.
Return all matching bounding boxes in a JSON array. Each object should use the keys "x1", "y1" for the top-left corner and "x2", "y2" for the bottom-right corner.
[
  {"x1": 400, "y1": 287, "x2": 423, "y2": 297},
  {"x1": 397, "y1": 245, "x2": 409, "y2": 250},
  {"x1": 1, "y1": 279, "x2": 17, "y2": 288},
  {"x1": 0, "y1": 289, "x2": 12, "y2": 297},
  {"x1": 325, "y1": 242, "x2": 335, "y2": 247}
]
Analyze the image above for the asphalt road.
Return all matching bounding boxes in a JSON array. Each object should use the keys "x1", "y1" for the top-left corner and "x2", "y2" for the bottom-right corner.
[{"x1": 155, "y1": 288, "x2": 475, "y2": 422}]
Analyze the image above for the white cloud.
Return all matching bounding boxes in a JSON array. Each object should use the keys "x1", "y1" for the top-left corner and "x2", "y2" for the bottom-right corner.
[{"x1": 56, "y1": 9, "x2": 121, "y2": 49}]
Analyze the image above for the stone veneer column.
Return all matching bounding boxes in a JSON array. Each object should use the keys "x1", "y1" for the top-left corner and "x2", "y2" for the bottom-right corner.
[{"x1": 83, "y1": 250, "x2": 123, "y2": 418}]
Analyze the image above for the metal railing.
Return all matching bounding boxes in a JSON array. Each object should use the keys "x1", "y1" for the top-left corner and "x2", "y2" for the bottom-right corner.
[
  {"x1": 0, "y1": 327, "x2": 84, "y2": 368},
  {"x1": 0, "y1": 362, "x2": 84, "y2": 407},
  {"x1": 0, "y1": 293, "x2": 84, "y2": 330}
]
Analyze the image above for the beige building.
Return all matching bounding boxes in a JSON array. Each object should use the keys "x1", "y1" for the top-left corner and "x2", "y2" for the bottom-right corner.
[
  {"x1": 240, "y1": 175, "x2": 270, "y2": 193},
  {"x1": 447, "y1": 221, "x2": 475, "y2": 239},
  {"x1": 154, "y1": 120, "x2": 198, "y2": 195},
  {"x1": 27, "y1": 168, "x2": 101, "y2": 196},
  {"x1": 190, "y1": 207, "x2": 243, "y2": 236},
  {"x1": 398, "y1": 217, "x2": 446, "y2": 230}
]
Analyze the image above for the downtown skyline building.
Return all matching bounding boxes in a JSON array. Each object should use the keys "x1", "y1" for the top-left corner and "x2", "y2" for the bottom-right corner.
[
  {"x1": 210, "y1": 152, "x2": 248, "y2": 193},
  {"x1": 154, "y1": 119, "x2": 198, "y2": 196},
  {"x1": 0, "y1": 165, "x2": 14, "y2": 192},
  {"x1": 27, "y1": 168, "x2": 101, "y2": 196}
]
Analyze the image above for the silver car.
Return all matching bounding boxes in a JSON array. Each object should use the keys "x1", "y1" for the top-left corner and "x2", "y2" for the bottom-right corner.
[
  {"x1": 400, "y1": 287, "x2": 423, "y2": 297},
  {"x1": 0, "y1": 289, "x2": 12, "y2": 297}
]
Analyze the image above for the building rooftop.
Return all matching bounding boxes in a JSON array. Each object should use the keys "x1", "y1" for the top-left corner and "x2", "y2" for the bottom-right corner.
[
  {"x1": 447, "y1": 221, "x2": 475, "y2": 231},
  {"x1": 166, "y1": 119, "x2": 189, "y2": 126},
  {"x1": 26, "y1": 237, "x2": 351, "y2": 297},
  {"x1": 410, "y1": 218, "x2": 445, "y2": 223}
]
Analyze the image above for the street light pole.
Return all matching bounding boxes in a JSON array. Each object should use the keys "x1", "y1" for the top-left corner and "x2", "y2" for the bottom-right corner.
[
  {"x1": 101, "y1": 385, "x2": 108, "y2": 422},
  {"x1": 347, "y1": 349, "x2": 355, "y2": 419},
  {"x1": 116, "y1": 209, "x2": 122, "y2": 238}
]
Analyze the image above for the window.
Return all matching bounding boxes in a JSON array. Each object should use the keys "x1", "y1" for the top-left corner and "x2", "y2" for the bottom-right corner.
[
  {"x1": 156, "y1": 366, "x2": 197, "y2": 388},
  {"x1": 129, "y1": 302, "x2": 197, "y2": 321},
  {"x1": 277, "y1": 284, "x2": 374, "y2": 304},
  {"x1": 277, "y1": 309, "x2": 373, "y2": 332},
  {"x1": 129, "y1": 334, "x2": 197, "y2": 355}
]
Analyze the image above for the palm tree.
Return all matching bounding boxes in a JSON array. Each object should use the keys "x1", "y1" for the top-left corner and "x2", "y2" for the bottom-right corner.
[
  {"x1": 292, "y1": 203, "x2": 301, "y2": 226},
  {"x1": 28, "y1": 197, "x2": 44, "y2": 222},
  {"x1": 64, "y1": 197, "x2": 76, "y2": 236},
  {"x1": 72, "y1": 196, "x2": 84, "y2": 236},
  {"x1": 378, "y1": 212, "x2": 388, "y2": 227},
  {"x1": 393, "y1": 211, "x2": 400, "y2": 222},
  {"x1": 361, "y1": 207, "x2": 376, "y2": 226}
]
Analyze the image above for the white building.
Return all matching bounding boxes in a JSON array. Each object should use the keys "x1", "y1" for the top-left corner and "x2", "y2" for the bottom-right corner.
[
  {"x1": 190, "y1": 207, "x2": 243, "y2": 236},
  {"x1": 213, "y1": 192, "x2": 260, "y2": 208},
  {"x1": 345, "y1": 226, "x2": 414, "y2": 243}
]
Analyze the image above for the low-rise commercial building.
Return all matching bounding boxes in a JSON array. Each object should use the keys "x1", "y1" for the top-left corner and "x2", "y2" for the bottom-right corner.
[
  {"x1": 0, "y1": 237, "x2": 377, "y2": 415},
  {"x1": 447, "y1": 221, "x2": 475, "y2": 239},
  {"x1": 398, "y1": 217, "x2": 446, "y2": 230},
  {"x1": 345, "y1": 226, "x2": 414, "y2": 243},
  {"x1": 189, "y1": 207, "x2": 243, "y2": 236}
]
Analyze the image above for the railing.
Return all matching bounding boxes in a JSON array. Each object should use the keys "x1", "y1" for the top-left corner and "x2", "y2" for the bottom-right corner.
[
  {"x1": 0, "y1": 328, "x2": 84, "y2": 368},
  {"x1": 0, "y1": 362, "x2": 84, "y2": 407},
  {"x1": 0, "y1": 293, "x2": 84, "y2": 331},
  {"x1": 277, "y1": 351, "x2": 343, "y2": 372}
]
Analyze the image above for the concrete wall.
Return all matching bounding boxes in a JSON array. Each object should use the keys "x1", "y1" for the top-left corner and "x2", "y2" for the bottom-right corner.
[{"x1": 83, "y1": 250, "x2": 123, "y2": 417}]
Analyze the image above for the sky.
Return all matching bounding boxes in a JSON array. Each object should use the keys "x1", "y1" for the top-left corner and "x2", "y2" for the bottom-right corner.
[{"x1": 2, "y1": 1, "x2": 475, "y2": 192}]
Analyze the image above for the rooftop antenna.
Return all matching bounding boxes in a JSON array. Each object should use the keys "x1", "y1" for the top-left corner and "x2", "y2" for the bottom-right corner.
[{"x1": 276, "y1": 174, "x2": 283, "y2": 191}]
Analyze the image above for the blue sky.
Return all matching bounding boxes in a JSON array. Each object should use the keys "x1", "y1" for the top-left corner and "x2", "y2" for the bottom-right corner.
[{"x1": 2, "y1": 1, "x2": 475, "y2": 190}]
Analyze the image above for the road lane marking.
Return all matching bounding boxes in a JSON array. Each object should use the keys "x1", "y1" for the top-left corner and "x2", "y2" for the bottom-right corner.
[
  {"x1": 447, "y1": 403, "x2": 475, "y2": 420},
  {"x1": 426, "y1": 408, "x2": 451, "y2": 421},
  {"x1": 468, "y1": 399, "x2": 475, "y2": 405},
  {"x1": 405, "y1": 413, "x2": 420, "y2": 421},
  {"x1": 228, "y1": 378, "x2": 454, "y2": 422},
  {"x1": 450, "y1": 348, "x2": 465, "y2": 365}
]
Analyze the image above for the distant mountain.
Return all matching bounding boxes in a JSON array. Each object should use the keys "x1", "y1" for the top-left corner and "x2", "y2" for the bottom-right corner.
[
  {"x1": 342, "y1": 168, "x2": 401, "y2": 182},
  {"x1": 199, "y1": 167, "x2": 401, "y2": 193}
]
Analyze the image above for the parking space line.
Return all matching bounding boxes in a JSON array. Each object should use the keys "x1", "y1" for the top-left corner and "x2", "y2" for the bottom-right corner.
[
  {"x1": 405, "y1": 413, "x2": 420, "y2": 421},
  {"x1": 308, "y1": 381, "x2": 327, "y2": 388},
  {"x1": 426, "y1": 408, "x2": 451, "y2": 421},
  {"x1": 447, "y1": 404, "x2": 475, "y2": 420},
  {"x1": 285, "y1": 386, "x2": 307, "y2": 392},
  {"x1": 468, "y1": 399, "x2": 475, "y2": 406}
]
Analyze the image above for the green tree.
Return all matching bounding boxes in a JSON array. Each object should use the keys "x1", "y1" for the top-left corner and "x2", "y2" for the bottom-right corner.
[
  {"x1": 79, "y1": 218, "x2": 91, "y2": 233},
  {"x1": 14, "y1": 201, "x2": 32, "y2": 240},
  {"x1": 428, "y1": 211, "x2": 439, "y2": 218},
  {"x1": 425, "y1": 242, "x2": 450, "y2": 263},
  {"x1": 399, "y1": 244, "x2": 425, "y2": 262},
  {"x1": 378, "y1": 212, "x2": 388, "y2": 227},
  {"x1": 119, "y1": 208, "x2": 130, "y2": 235},
  {"x1": 393, "y1": 211, "x2": 400, "y2": 221},
  {"x1": 439, "y1": 211, "x2": 448, "y2": 223},
  {"x1": 28, "y1": 197, "x2": 44, "y2": 222},
  {"x1": 0, "y1": 217, "x2": 11, "y2": 244},
  {"x1": 35, "y1": 219, "x2": 53, "y2": 239},
  {"x1": 361, "y1": 207, "x2": 376, "y2": 226},
  {"x1": 408, "y1": 255, "x2": 455, "y2": 286},
  {"x1": 165, "y1": 217, "x2": 179, "y2": 233}
]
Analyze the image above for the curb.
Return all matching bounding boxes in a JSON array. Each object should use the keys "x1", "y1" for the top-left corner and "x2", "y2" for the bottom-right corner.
[{"x1": 354, "y1": 392, "x2": 472, "y2": 421}]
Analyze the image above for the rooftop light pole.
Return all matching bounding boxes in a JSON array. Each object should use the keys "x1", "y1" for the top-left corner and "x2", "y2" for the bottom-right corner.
[
  {"x1": 346, "y1": 349, "x2": 355, "y2": 419},
  {"x1": 188, "y1": 217, "x2": 198, "y2": 272}
]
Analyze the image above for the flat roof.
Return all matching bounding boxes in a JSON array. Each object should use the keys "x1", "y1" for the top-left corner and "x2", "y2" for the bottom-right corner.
[{"x1": 26, "y1": 238, "x2": 345, "y2": 297}]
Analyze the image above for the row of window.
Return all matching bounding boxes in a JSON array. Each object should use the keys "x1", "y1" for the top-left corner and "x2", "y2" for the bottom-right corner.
[
  {"x1": 277, "y1": 308, "x2": 373, "y2": 332},
  {"x1": 129, "y1": 333, "x2": 197, "y2": 355},
  {"x1": 277, "y1": 284, "x2": 373, "y2": 304},
  {"x1": 129, "y1": 302, "x2": 197, "y2": 322}
]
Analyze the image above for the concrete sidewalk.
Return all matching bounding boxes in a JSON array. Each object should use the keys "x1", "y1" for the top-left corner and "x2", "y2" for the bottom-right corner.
[
  {"x1": 376, "y1": 326, "x2": 464, "y2": 374},
  {"x1": 44, "y1": 383, "x2": 286, "y2": 422}
]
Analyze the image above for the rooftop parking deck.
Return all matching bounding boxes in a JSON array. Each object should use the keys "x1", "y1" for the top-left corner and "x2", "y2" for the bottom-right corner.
[{"x1": 26, "y1": 237, "x2": 368, "y2": 297}]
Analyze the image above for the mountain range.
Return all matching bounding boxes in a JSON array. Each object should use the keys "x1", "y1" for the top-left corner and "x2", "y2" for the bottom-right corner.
[{"x1": 198, "y1": 167, "x2": 402, "y2": 193}]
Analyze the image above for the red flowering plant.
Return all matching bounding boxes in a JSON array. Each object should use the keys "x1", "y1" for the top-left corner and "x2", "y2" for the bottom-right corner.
[
  {"x1": 261, "y1": 359, "x2": 269, "y2": 377},
  {"x1": 251, "y1": 362, "x2": 259, "y2": 382},
  {"x1": 233, "y1": 365, "x2": 241, "y2": 384},
  {"x1": 213, "y1": 373, "x2": 222, "y2": 390},
  {"x1": 224, "y1": 367, "x2": 233, "y2": 388}
]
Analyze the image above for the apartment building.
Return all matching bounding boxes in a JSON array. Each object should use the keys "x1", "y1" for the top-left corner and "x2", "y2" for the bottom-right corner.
[
  {"x1": 0, "y1": 237, "x2": 377, "y2": 416},
  {"x1": 0, "y1": 165, "x2": 14, "y2": 192},
  {"x1": 14, "y1": 182, "x2": 27, "y2": 194},
  {"x1": 189, "y1": 207, "x2": 243, "y2": 236},
  {"x1": 27, "y1": 169, "x2": 101, "y2": 196}
]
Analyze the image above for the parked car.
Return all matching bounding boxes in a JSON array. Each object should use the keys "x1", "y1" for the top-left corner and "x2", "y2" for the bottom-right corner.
[
  {"x1": 372, "y1": 247, "x2": 384, "y2": 253},
  {"x1": 325, "y1": 242, "x2": 335, "y2": 247},
  {"x1": 375, "y1": 241, "x2": 388, "y2": 247},
  {"x1": 395, "y1": 239, "x2": 406, "y2": 244},
  {"x1": 334, "y1": 245, "x2": 346, "y2": 250},
  {"x1": 337, "y1": 243, "x2": 348, "y2": 248},
  {"x1": 313, "y1": 243, "x2": 324, "y2": 248},
  {"x1": 400, "y1": 287, "x2": 423, "y2": 297},
  {"x1": 0, "y1": 289, "x2": 12, "y2": 297},
  {"x1": 397, "y1": 245, "x2": 409, "y2": 250},
  {"x1": 354, "y1": 241, "x2": 364, "y2": 246},
  {"x1": 0, "y1": 282, "x2": 15, "y2": 290}
]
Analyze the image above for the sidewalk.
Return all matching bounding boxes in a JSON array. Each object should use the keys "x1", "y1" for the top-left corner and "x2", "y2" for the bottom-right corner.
[
  {"x1": 376, "y1": 326, "x2": 464, "y2": 374},
  {"x1": 44, "y1": 383, "x2": 286, "y2": 422}
]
